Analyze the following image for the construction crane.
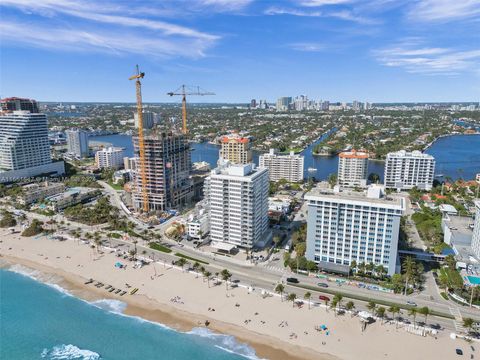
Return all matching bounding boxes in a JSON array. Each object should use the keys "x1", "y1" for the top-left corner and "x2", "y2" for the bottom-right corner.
[
  {"x1": 129, "y1": 65, "x2": 149, "y2": 213},
  {"x1": 167, "y1": 85, "x2": 215, "y2": 134}
]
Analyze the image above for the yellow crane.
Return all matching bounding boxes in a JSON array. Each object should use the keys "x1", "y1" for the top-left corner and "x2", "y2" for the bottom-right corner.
[
  {"x1": 167, "y1": 85, "x2": 215, "y2": 134},
  {"x1": 129, "y1": 65, "x2": 149, "y2": 213}
]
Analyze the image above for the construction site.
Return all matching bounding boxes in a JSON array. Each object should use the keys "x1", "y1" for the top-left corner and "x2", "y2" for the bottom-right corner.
[{"x1": 129, "y1": 66, "x2": 214, "y2": 218}]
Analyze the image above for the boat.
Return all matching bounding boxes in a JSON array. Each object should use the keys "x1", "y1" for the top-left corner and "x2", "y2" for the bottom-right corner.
[
  {"x1": 435, "y1": 174, "x2": 444, "y2": 178},
  {"x1": 307, "y1": 167, "x2": 317, "y2": 172},
  {"x1": 130, "y1": 288, "x2": 139, "y2": 295}
]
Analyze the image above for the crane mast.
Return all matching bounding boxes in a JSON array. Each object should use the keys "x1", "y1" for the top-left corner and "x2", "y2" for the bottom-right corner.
[
  {"x1": 129, "y1": 65, "x2": 149, "y2": 213},
  {"x1": 167, "y1": 85, "x2": 215, "y2": 134}
]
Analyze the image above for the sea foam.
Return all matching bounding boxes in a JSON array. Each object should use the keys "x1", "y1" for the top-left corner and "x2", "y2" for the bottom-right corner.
[
  {"x1": 7, "y1": 264, "x2": 72, "y2": 297},
  {"x1": 41, "y1": 344, "x2": 101, "y2": 360},
  {"x1": 89, "y1": 299, "x2": 127, "y2": 314},
  {"x1": 188, "y1": 327, "x2": 265, "y2": 360}
]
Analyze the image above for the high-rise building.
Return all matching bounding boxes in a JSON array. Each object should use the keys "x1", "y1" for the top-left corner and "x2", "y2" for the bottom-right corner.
[
  {"x1": 95, "y1": 147, "x2": 125, "y2": 169},
  {"x1": 1, "y1": 97, "x2": 39, "y2": 113},
  {"x1": 0, "y1": 110, "x2": 64, "y2": 182},
  {"x1": 384, "y1": 150, "x2": 435, "y2": 191},
  {"x1": 134, "y1": 111, "x2": 155, "y2": 129},
  {"x1": 66, "y1": 129, "x2": 89, "y2": 158},
  {"x1": 259, "y1": 149, "x2": 304, "y2": 183},
  {"x1": 250, "y1": 99, "x2": 257, "y2": 109},
  {"x1": 338, "y1": 150, "x2": 369, "y2": 188},
  {"x1": 219, "y1": 134, "x2": 253, "y2": 164},
  {"x1": 132, "y1": 131, "x2": 193, "y2": 212},
  {"x1": 205, "y1": 162, "x2": 269, "y2": 249},
  {"x1": 294, "y1": 95, "x2": 307, "y2": 111},
  {"x1": 472, "y1": 201, "x2": 480, "y2": 259},
  {"x1": 305, "y1": 184, "x2": 405, "y2": 276},
  {"x1": 123, "y1": 157, "x2": 136, "y2": 171},
  {"x1": 276, "y1": 97, "x2": 292, "y2": 111}
]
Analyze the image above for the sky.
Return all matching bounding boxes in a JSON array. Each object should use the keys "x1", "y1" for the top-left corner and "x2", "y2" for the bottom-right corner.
[{"x1": 1, "y1": 0, "x2": 480, "y2": 103}]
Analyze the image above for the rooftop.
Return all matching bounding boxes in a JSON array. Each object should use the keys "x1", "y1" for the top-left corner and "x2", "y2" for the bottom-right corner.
[
  {"x1": 306, "y1": 184, "x2": 405, "y2": 209},
  {"x1": 339, "y1": 150, "x2": 368, "y2": 159},
  {"x1": 443, "y1": 215, "x2": 476, "y2": 263}
]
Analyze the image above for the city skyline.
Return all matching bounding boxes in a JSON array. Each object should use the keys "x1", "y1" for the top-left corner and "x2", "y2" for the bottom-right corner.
[{"x1": 1, "y1": 0, "x2": 480, "y2": 103}]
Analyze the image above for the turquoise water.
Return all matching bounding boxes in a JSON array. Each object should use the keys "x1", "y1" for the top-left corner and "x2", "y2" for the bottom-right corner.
[
  {"x1": 0, "y1": 267, "x2": 260, "y2": 360},
  {"x1": 467, "y1": 276, "x2": 480, "y2": 285}
]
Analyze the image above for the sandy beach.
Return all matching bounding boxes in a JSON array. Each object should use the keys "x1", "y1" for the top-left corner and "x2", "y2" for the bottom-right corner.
[{"x1": 0, "y1": 231, "x2": 474, "y2": 360}]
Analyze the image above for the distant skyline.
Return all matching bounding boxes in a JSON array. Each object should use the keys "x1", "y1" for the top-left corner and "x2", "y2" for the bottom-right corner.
[{"x1": 1, "y1": 0, "x2": 480, "y2": 103}]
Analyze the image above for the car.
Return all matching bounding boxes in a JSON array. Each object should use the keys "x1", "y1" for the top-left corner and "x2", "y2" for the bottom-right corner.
[
  {"x1": 406, "y1": 301, "x2": 417, "y2": 307},
  {"x1": 456, "y1": 349, "x2": 463, "y2": 355},
  {"x1": 318, "y1": 295, "x2": 330, "y2": 302},
  {"x1": 317, "y1": 282, "x2": 329, "y2": 288},
  {"x1": 286, "y1": 277, "x2": 299, "y2": 284}
]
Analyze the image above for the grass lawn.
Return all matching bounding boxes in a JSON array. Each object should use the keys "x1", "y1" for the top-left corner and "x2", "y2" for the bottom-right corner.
[
  {"x1": 149, "y1": 242, "x2": 173, "y2": 253},
  {"x1": 174, "y1": 252, "x2": 209, "y2": 265}
]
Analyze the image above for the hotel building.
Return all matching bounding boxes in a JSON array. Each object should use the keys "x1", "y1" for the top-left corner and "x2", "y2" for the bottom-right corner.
[{"x1": 305, "y1": 184, "x2": 405, "y2": 276}]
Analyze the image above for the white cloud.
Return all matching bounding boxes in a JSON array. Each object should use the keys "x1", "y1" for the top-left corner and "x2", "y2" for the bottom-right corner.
[
  {"x1": 0, "y1": 20, "x2": 214, "y2": 58},
  {"x1": 265, "y1": 6, "x2": 375, "y2": 24},
  {"x1": 408, "y1": 0, "x2": 480, "y2": 22},
  {"x1": 298, "y1": 0, "x2": 354, "y2": 6},
  {"x1": 198, "y1": 0, "x2": 254, "y2": 11},
  {"x1": 288, "y1": 42, "x2": 327, "y2": 52},
  {"x1": 373, "y1": 41, "x2": 480, "y2": 75},
  {"x1": 0, "y1": 0, "x2": 220, "y2": 58}
]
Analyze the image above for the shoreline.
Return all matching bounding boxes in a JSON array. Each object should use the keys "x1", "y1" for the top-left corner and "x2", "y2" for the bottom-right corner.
[
  {"x1": 0, "y1": 254, "x2": 332, "y2": 360},
  {"x1": 0, "y1": 231, "x2": 468, "y2": 360}
]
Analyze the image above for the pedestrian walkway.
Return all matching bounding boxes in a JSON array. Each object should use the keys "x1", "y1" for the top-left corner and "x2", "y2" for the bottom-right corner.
[{"x1": 450, "y1": 306, "x2": 465, "y2": 332}]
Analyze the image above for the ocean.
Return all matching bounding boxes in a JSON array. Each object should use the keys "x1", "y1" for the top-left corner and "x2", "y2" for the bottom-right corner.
[{"x1": 0, "y1": 267, "x2": 261, "y2": 360}]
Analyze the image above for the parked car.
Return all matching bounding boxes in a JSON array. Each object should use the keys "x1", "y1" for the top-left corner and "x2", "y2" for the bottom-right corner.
[
  {"x1": 455, "y1": 349, "x2": 463, "y2": 355},
  {"x1": 317, "y1": 282, "x2": 329, "y2": 288},
  {"x1": 318, "y1": 295, "x2": 330, "y2": 302},
  {"x1": 406, "y1": 301, "x2": 417, "y2": 307},
  {"x1": 286, "y1": 277, "x2": 299, "y2": 284}
]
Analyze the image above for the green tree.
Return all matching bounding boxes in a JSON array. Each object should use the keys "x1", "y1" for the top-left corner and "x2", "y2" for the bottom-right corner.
[
  {"x1": 220, "y1": 269, "x2": 232, "y2": 291},
  {"x1": 388, "y1": 306, "x2": 401, "y2": 328},
  {"x1": 463, "y1": 318, "x2": 475, "y2": 335},
  {"x1": 376, "y1": 306, "x2": 386, "y2": 324},
  {"x1": 327, "y1": 173, "x2": 338, "y2": 188},
  {"x1": 350, "y1": 260, "x2": 357, "y2": 275},
  {"x1": 409, "y1": 308, "x2": 418, "y2": 328},
  {"x1": 367, "y1": 301, "x2": 376, "y2": 314},
  {"x1": 177, "y1": 257, "x2": 187, "y2": 272},
  {"x1": 345, "y1": 301, "x2": 355, "y2": 317},
  {"x1": 275, "y1": 284, "x2": 285, "y2": 301},
  {"x1": 204, "y1": 270, "x2": 212, "y2": 288},
  {"x1": 304, "y1": 292, "x2": 312, "y2": 310},
  {"x1": 192, "y1": 261, "x2": 201, "y2": 278},
  {"x1": 368, "y1": 173, "x2": 380, "y2": 184},
  {"x1": 295, "y1": 242, "x2": 306, "y2": 257},
  {"x1": 418, "y1": 306, "x2": 431, "y2": 326},
  {"x1": 287, "y1": 293, "x2": 297, "y2": 308}
]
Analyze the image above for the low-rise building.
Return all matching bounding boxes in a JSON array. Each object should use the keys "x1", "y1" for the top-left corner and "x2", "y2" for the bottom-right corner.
[
  {"x1": 187, "y1": 205, "x2": 209, "y2": 240},
  {"x1": 45, "y1": 187, "x2": 100, "y2": 211},
  {"x1": 19, "y1": 182, "x2": 65, "y2": 205}
]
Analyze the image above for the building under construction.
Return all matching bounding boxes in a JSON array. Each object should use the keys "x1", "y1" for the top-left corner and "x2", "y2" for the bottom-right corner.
[{"x1": 132, "y1": 130, "x2": 193, "y2": 212}]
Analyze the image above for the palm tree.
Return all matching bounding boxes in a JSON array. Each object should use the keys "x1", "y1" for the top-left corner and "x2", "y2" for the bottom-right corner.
[
  {"x1": 304, "y1": 292, "x2": 312, "y2": 310},
  {"x1": 204, "y1": 271, "x2": 212, "y2": 288},
  {"x1": 177, "y1": 257, "x2": 187, "y2": 272},
  {"x1": 345, "y1": 301, "x2": 355, "y2": 317},
  {"x1": 333, "y1": 293, "x2": 343, "y2": 314},
  {"x1": 367, "y1": 301, "x2": 376, "y2": 314},
  {"x1": 275, "y1": 284, "x2": 285, "y2": 301},
  {"x1": 375, "y1": 264, "x2": 386, "y2": 280},
  {"x1": 376, "y1": 306, "x2": 386, "y2": 324},
  {"x1": 132, "y1": 240, "x2": 138, "y2": 259},
  {"x1": 330, "y1": 298, "x2": 338, "y2": 315},
  {"x1": 409, "y1": 308, "x2": 418, "y2": 328},
  {"x1": 403, "y1": 256, "x2": 416, "y2": 295},
  {"x1": 463, "y1": 318, "x2": 475, "y2": 335},
  {"x1": 388, "y1": 306, "x2": 400, "y2": 328},
  {"x1": 323, "y1": 297, "x2": 329, "y2": 311},
  {"x1": 192, "y1": 262, "x2": 201, "y2": 278},
  {"x1": 418, "y1": 306, "x2": 431, "y2": 326},
  {"x1": 287, "y1": 293, "x2": 297, "y2": 308},
  {"x1": 220, "y1": 269, "x2": 232, "y2": 291},
  {"x1": 350, "y1": 260, "x2": 357, "y2": 276}
]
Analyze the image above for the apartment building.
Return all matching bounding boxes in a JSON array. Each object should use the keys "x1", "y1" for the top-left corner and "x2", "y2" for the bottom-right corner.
[
  {"x1": 259, "y1": 149, "x2": 304, "y2": 182},
  {"x1": 338, "y1": 150, "x2": 369, "y2": 188},
  {"x1": 95, "y1": 147, "x2": 125, "y2": 169},
  {"x1": 66, "y1": 129, "x2": 89, "y2": 158},
  {"x1": 205, "y1": 161, "x2": 269, "y2": 249},
  {"x1": 219, "y1": 134, "x2": 253, "y2": 164},
  {"x1": 384, "y1": 150, "x2": 435, "y2": 191},
  {"x1": 472, "y1": 201, "x2": 480, "y2": 259}
]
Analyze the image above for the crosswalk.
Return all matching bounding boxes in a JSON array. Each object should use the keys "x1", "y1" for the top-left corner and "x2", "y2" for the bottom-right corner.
[
  {"x1": 262, "y1": 264, "x2": 286, "y2": 273},
  {"x1": 449, "y1": 307, "x2": 465, "y2": 333}
]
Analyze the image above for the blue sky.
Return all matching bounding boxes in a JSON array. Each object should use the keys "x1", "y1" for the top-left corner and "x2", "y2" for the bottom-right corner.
[{"x1": 1, "y1": 0, "x2": 480, "y2": 103}]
